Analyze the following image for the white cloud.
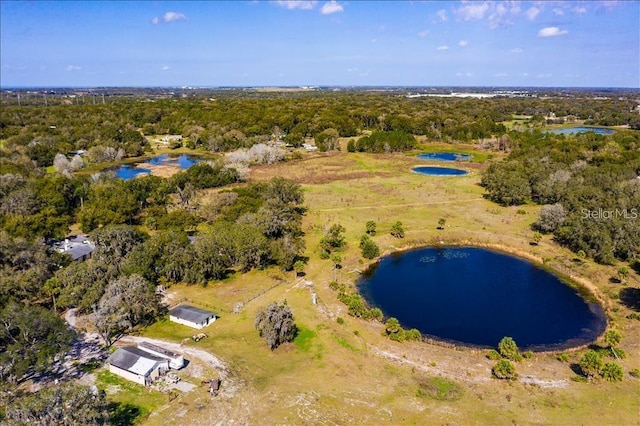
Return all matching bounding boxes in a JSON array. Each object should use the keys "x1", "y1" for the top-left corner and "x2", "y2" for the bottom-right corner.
[
  {"x1": 456, "y1": 72, "x2": 473, "y2": 77},
  {"x1": 455, "y1": 2, "x2": 489, "y2": 21},
  {"x1": 453, "y1": 1, "x2": 544, "y2": 29},
  {"x1": 273, "y1": 1, "x2": 317, "y2": 10},
  {"x1": 525, "y1": 7, "x2": 540, "y2": 20},
  {"x1": 574, "y1": 6, "x2": 587, "y2": 14},
  {"x1": 65, "y1": 65, "x2": 82, "y2": 71},
  {"x1": 494, "y1": 72, "x2": 508, "y2": 77},
  {"x1": 418, "y1": 30, "x2": 430, "y2": 38},
  {"x1": 164, "y1": 12, "x2": 186, "y2": 22},
  {"x1": 553, "y1": 8, "x2": 565, "y2": 16},
  {"x1": 152, "y1": 11, "x2": 187, "y2": 24},
  {"x1": 435, "y1": 9, "x2": 447, "y2": 21},
  {"x1": 458, "y1": 40, "x2": 468, "y2": 47},
  {"x1": 437, "y1": 45, "x2": 449, "y2": 51},
  {"x1": 321, "y1": 1, "x2": 343, "y2": 15},
  {"x1": 537, "y1": 27, "x2": 568, "y2": 37},
  {"x1": 597, "y1": 1, "x2": 618, "y2": 12},
  {"x1": 162, "y1": 66, "x2": 170, "y2": 71},
  {"x1": 510, "y1": 47, "x2": 523, "y2": 54}
]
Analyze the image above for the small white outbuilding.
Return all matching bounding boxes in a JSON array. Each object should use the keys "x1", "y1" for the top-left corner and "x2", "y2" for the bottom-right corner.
[
  {"x1": 107, "y1": 346, "x2": 168, "y2": 386},
  {"x1": 168, "y1": 304, "x2": 217, "y2": 329}
]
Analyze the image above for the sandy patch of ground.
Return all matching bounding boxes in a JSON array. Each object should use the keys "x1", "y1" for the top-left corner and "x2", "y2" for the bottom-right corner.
[{"x1": 137, "y1": 163, "x2": 182, "y2": 178}]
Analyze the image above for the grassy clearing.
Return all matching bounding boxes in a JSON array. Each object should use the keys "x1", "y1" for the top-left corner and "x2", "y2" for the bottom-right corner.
[
  {"x1": 96, "y1": 369, "x2": 166, "y2": 424},
  {"x1": 293, "y1": 326, "x2": 316, "y2": 352},
  {"x1": 133, "y1": 148, "x2": 638, "y2": 424},
  {"x1": 416, "y1": 376, "x2": 464, "y2": 401}
]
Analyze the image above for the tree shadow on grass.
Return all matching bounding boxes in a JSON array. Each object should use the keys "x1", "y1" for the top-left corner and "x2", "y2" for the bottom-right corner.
[
  {"x1": 631, "y1": 261, "x2": 640, "y2": 275},
  {"x1": 569, "y1": 363, "x2": 583, "y2": 376},
  {"x1": 108, "y1": 402, "x2": 142, "y2": 426},
  {"x1": 619, "y1": 287, "x2": 640, "y2": 312}
]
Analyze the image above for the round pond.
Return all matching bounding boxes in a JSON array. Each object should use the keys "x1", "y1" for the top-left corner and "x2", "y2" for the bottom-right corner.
[
  {"x1": 417, "y1": 152, "x2": 472, "y2": 162},
  {"x1": 413, "y1": 166, "x2": 468, "y2": 176},
  {"x1": 548, "y1": 126, "x2": 614, "y2": 135},
  {"x1": 358, "y1": 247, "x2": 606, "y2": 350}
]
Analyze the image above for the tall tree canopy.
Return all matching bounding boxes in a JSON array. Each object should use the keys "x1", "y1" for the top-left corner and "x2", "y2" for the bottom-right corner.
[{"x1": 0, "y1": 302, "x2": 75, "y2": 384}]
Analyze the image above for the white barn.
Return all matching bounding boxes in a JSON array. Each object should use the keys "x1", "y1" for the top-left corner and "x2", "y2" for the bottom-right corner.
[
  {"x1": 106, "y1": 346, "x2": 168, "y2": 386},
  {"x1": 137, "y1": 341, "x2": 185, "y2": 370},
  {"x1": 169, "y1": 304, "x2": 217, "y2": 329}
]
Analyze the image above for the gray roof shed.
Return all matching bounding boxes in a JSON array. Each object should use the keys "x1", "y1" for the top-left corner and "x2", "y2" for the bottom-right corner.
[
  {"x1": 107, "y1": 346, "x2": 166, "y2": 376},
  {"x1": 169, "y1": 304, "x2": 216, "y2": 324}
]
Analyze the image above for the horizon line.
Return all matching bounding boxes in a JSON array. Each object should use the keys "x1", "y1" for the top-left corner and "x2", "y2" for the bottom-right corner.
[{"x1": 2, "y1": 85, "x2": 639, "y2": 91}]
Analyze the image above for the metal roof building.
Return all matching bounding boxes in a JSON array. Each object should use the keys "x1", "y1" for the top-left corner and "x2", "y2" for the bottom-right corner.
[
  {"x1": 107, "y1": 346, "x2": 168, "y2": 386},
  {"x1": 52, "y1": 235, "x2": 95, "y2": 262},
  {"x1": 168, "y1": 304, "x2": 217, "y2": 329}
]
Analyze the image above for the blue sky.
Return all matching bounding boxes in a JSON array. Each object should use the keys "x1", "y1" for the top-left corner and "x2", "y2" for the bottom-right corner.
[{"x1": 1, "y1": 1, "x2": 638, "y2": 88}]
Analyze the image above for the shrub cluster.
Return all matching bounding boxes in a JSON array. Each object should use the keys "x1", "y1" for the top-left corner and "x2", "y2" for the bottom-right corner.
[{"x1": 384, "y1": 317, "x2": 422, "y2": 342}]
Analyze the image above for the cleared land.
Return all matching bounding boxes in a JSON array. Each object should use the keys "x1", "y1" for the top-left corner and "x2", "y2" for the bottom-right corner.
[{"x1": 99, "y1": 147, "x2": 638, "y2": 425}]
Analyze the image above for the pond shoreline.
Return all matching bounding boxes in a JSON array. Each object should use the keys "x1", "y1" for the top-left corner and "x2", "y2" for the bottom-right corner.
[{"x1": 110, "y1": 153, "x2": 205, "y2": 179}]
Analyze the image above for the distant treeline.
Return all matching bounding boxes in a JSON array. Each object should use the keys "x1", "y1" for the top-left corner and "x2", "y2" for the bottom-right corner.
[{"x1": 2, "y1": 91, "x2": 639, "y2": 172}]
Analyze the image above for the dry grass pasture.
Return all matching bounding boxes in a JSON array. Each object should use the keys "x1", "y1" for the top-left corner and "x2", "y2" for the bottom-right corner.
[{"x1": 117, "y1": 147, "x2": 638, "y2": 425}]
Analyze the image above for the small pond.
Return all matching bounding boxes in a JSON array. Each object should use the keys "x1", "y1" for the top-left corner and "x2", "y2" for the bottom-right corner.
[
  {"x1": 413, "y1": 166, "x2": 468, "y2": 176},
  {"x1": 417, "y1": 152, "x2": 472, "y2": 162},
  {"x1": 548, "y1": 126, "x2": 614, "y2": 135},
  {"x1": 114, "y1": 154, "x2": 200, "y2": 180},
  {"x1": 115, "y1": 165, "x2": 152, "y2": 180},
  {"x1": 358, "y1": 247, "x2": 606, "y2": 350}
]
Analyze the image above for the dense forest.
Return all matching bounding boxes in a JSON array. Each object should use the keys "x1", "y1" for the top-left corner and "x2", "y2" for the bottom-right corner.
[
  {"x1": 1, "y1": 88, "x2": 638, "y2": 415},
  {"x1": 482, "y1": 130, "x2": 640, "y2": 264}
]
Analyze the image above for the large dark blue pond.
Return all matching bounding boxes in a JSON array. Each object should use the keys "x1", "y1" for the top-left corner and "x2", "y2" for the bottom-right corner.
[
  {"x1": 548, "y1": 126, "x2": 614, "y2": 135},
  {"x1": 413, "y1": 166, "x2": 468, "y2": 176},
  {"x1": 358, "y1": 247, "x2": 606, "y2": 350},
  {"x1": 114, "y1": 154, "x2": 200, "y2": 180},
  {"x1": 417, "y1": 152, "x2": 472, "y2": 162}
]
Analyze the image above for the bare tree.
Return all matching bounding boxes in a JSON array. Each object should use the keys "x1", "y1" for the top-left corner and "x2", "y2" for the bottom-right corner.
[{"x1": 53, "y1": 153, "x2": 71, "y2": 173}]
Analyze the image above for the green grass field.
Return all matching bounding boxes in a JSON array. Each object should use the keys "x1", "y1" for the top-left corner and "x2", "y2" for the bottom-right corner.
[{"x1": 114, "y1": 146, "x2": 639, "y2": 424}]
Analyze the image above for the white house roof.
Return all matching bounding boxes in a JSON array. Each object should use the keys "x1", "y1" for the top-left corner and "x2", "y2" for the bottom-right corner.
[
  {"x1": 169, "y1": 304, "x2": 216, "y2": 324},
  {"x1": 107, "y1": 346, "x2": 165, "y2": 376}
]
